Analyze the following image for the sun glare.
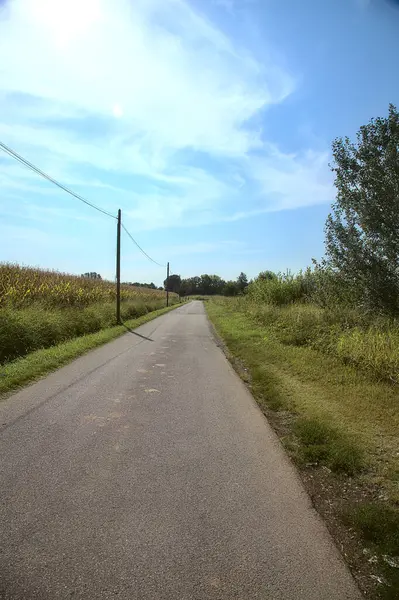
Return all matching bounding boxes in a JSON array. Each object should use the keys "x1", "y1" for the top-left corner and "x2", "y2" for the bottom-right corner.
[
  {"x1": 113, "y1": 104, "x2": 123, "y2": 118},
  {"x1": 32, "y1": 0, "x2": 102, "y2": 46}
]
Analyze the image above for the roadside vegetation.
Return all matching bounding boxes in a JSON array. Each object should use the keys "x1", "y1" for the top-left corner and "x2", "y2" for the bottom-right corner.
[
  {"x1": 207, "y1": 106, "x2": 399, "y2": 599},
  {"x1": 0, "y1": 263, "x2": 178, "y2": 366}
]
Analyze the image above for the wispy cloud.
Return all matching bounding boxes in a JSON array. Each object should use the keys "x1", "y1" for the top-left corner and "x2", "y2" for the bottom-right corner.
[{"x1": 0, "y1": 0, "x2": 332, "y2": 234}]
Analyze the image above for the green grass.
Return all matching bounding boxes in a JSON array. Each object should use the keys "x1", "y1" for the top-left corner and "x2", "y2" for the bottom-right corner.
[
  {"x1": 294, "y1": 417, "x2": 364, "y2": 475},
  {"x1": 346, "y1": 503, "x2": 399, "y2": 556},
  {"x1": 0, "y1": 304, "x2": 179, "y2": 397},
  {"x1": 206, "y1": 297, "x2": 399, "y2": 597}
]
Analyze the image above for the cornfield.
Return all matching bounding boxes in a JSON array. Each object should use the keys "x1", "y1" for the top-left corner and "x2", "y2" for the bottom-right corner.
[{"x1": 0, "y1": 263, "x2": 170, "y2": 308}]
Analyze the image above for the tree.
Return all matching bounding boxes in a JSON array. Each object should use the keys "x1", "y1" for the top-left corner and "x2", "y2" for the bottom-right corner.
[
  {"x1": 223, "y1": 280, "x2": 239, "y2": 296},
  {"x1": 237, "y1": 272, "x2": 248, "y2": 293},
  {"x1": 324, "y1": 104, "x2": 399, "y2": 314},
  {"x1": 258, "y1": 270, "x2": 277, "y2": 281},
  {"x1": 82, "y1": 272, "x2": 102, "y2": 279},
  {"x1": 164, "y1": 274, "x2": 181, "y2": 294},
  {"x1": 129, "y1": 281, "x2": 157, "y2": 289},
  {"x1": 199, "y1": 274, "x2": 225, "y2": 295}
]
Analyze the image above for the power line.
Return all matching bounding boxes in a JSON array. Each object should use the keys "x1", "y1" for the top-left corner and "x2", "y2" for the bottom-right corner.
[
  {"x1": 0, "y1": 141, "x2": 117, "y2": 219},
  {"x1": 122, "y1": 223, "x2": 166, "y2": 268},
  {"x1": 1, "y1": 140, "x2": 167, "y2": 269}
]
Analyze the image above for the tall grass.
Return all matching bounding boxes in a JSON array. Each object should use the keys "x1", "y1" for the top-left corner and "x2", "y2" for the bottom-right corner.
[
  {"x1": 0, "y1": 263, "x2": 177, "y2": 365},
  {"x1": 243, "y1": 273, "x2": 399, "y2": 384},
  {"x1": 247, "y1": 269, "x2": 316, "y2": 306}
]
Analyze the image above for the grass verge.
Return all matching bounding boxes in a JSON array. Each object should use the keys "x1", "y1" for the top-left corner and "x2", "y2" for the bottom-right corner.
[
  {"x1": 206, "y1": 298, "x2": 399, "y2": 599},
  {"x1": 0, "y1": 304, "x2": 179, "y2": 397}
]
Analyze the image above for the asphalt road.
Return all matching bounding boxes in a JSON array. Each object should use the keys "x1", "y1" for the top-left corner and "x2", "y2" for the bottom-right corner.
[{"x1": 0, "y1": 301, "x2": 361, "y2": 599}]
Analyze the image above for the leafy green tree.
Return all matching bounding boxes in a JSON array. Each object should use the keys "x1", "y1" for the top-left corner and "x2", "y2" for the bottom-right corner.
[
  {"x1": 199, "y1": 274, "x2": 225, "y2": 295},
  {"x1": 164, "y1": 274, "x2": 181, "y2": 294},
  {"x1": 180, "y1": 276, "x2": 201, "y2": 296},
  {"x1": 325, "y1": 104, "x2": 399, "y2": 314},
  {"x1": 130, "y1": 281, "x2": 157, "y2": 289},
  {"x1": 258, "y1": 270, "x2": 277, "y2": 281},
  {"x1": 237, "y1": 272, "x2": 248, "y2": 293},
  {"x1": 223, "y1": 280, "x2": 239, "y2": 296}
]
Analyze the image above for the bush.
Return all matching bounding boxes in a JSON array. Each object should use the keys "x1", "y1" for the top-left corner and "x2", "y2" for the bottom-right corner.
[{"x1": 247, "y1": 271, "x2": 311, "y2": 306}]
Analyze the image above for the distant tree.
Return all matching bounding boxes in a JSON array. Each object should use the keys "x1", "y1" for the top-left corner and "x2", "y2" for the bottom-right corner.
[
  {"x1": 82, "y1": 272, "x2": 102, "y2": 279},
  {"x1": 127, "y1": 282, "x2": 157, "y2": 289},
  {"x1": 324, "y1": 103, "x2": 399, "y2": 314},
  {"x1": 181, "y1": 276, "x2": 201, "y2": 296},
  {"x1": 199, "y1": 274, "x2": 212, "y2": 295},
  {"x1": 198, "y1": 274, "x2": 226, "y2": 295},
  {"x1": 237, "y1": 272, "x2": 248, "y2": 292},
  {"x1": 179, "y1": 279, "x2": 191, "y2": 297},
  {"x1": 258, "y1": 270, "x2": 277, "y2": 281},
  {"x1": 223, "y1": 280, "x2": 239, "y2": 296},
  {"x1": 164, "y1": 274, "x2": 182, "y2": 294}
]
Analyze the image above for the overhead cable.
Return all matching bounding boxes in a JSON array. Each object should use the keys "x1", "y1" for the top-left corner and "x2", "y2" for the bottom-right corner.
[
  {"x1": 121, "y1": 223, "x2": 166, "y2": 268},
  {"x1": 0, "y1": 141, "x2": 117, "y2": 219}
]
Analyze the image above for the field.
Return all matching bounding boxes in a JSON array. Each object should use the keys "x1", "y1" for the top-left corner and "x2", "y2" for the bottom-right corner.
[
  {"x1": 206, "y1": 296, "x2": 399, "y2": 599},
  {"x1": 0, "y1": 263, "x2": 177, "y2": 365}
]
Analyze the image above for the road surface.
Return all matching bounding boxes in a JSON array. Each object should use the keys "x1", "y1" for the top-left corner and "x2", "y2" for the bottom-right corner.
[{"x1": 0, "y1": 301, "x2": 361, "y2": 599}]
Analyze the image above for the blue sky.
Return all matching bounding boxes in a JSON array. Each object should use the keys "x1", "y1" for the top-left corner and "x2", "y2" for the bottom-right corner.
[{"x1": 0, "y1": 0, "x2": 398, "y2": 285}]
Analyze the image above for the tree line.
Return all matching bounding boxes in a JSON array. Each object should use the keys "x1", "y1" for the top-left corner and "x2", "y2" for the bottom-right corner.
[
  {"x1": 164, "y1": 272, "x2": 249, "y2": 297},
  {"x1": 124, "y1": 281, "x2": 164, "y2": 290}
]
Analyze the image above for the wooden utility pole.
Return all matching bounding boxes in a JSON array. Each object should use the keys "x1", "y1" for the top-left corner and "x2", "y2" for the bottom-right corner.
[
  {"x1": 166, "y1": 261, "x2": 170, "y2": 307},
  {"x1": 116, "y1": 209, "x2": 121, "y2": 324}
]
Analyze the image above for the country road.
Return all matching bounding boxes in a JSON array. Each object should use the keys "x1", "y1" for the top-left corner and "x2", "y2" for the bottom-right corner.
[{"x1": 0, "y1": 301, "x2": 361, "y2": 599}]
